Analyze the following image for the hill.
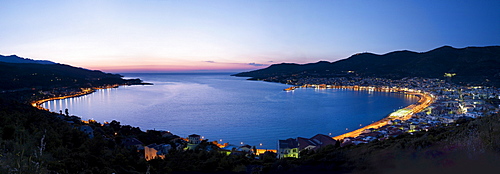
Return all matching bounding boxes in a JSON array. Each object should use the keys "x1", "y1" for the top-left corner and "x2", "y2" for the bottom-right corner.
[
  {"x1": 0, "y1": 54, "x2": 56, "y2": 64},
  {"x1": 0, "y1": 55, "x2": 142, "y2": 91},
  {"x1": 234, "y1": 46, "x2": 500, "y2": 87}
]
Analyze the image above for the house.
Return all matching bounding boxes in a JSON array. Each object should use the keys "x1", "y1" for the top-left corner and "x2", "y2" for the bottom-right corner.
[
  {"x1": 298, "y1": 134, "x2": 337, "y2": 151},
  {"x1": 278, "y1": 138, "x2": 299, "y2": 159},
  {"x1": 362, "y1": 136, "x2": 377, "y2": 142},
  {"x1": 188, "y1": 134, "x2": 201, "y2": 144},
  {"x1": 351, "y1": 139, "x2": 368, "y2": 145},
  {"x1": 186, "y1": 134, "x2": 201, "y2": 150},
  {"x1": 144, "y1": 143, "x2": 171, "y2": 161},
  {"x1": 161, "y1": 131, "x2": 174, "y2": 138},
  {"x1": 219, "y1": 144, "x2": 253, "y2": 156},
  {"x1": 359, "y1": 131, "x2": 382, "y2": 138},
  {"x1": 441, "y1": 116, "x2": 455, "y2": 124},
  {"x1": 388, "y1": 130, "x2": 403, "y2": 137},
  {"x1": 465, "y1": 112, "x2": 479, "y2": 118},
  {"x1": 361, "y1": 128, "x2": 376, "y2": 134},
  {"x1": 278, "y1": 134, "x2": 336, "y2": 158},
  {"x1": 240, "y1": 144, "x2": 252, "y2": 152},
  {"x1": 431, "y1": 106, "x2": 446, "y2": 115},
  {"x1": 409, "y1": 124, "x2": 418, "y2": 131},
  {"x1": 340, "y1": 138, "x2": 354, "y2": 147}
]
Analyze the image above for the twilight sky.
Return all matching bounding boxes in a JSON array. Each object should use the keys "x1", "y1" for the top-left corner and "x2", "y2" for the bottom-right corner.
[{"x1": 1, "y1": 0, "x2": 499, "y2": 73}]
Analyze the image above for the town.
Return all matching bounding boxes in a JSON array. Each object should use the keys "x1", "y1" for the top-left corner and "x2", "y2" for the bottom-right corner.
[{"x1": 277, "y1": 76, "x2": 499, "y2": 158}]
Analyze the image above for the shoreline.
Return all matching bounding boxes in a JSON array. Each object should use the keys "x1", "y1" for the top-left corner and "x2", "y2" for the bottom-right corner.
[
  {"x1": 333, "y1": 91, "x2": 433, "y2": 140},
  {"x1": 284, "y1": 84, "x2": 434, "y2": 140},
  {"x1": 31, "y1": 80, "x2": 434, "y2": 149},
  {"x1": 31, "y1": 84, "x2": 127, "y2": 110}
]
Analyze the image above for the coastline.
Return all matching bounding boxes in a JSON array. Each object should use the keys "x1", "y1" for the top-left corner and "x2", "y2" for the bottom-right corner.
[
  {"x1": 32, "y1": 80, "x2": 434, "y2": 146},
  {"x1": 333, "y1": 91, "x2": 433, "y2": 140},
  {"x1": 31, "y1": 88, "x2": 95, "y2": 110},
  {"x1": 31, "y1": 84, "x2": 135, "y2": 110},
  {"x1": 284, "y1": 84, "x2": 435, "y2": 140}
]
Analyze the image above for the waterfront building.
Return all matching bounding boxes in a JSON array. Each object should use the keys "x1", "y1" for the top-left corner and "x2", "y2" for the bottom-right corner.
[
  {"x1": 161, "y1": 131, "x2": 174, "y2": 138},
  {"x1": 219, "y1": 144, "x2": 252, "y2": 156},
  {"x1": 278, "y1": 138, "x2": 299, "y2": 159},
  {"x1": 298, "y1": 134, "x2": 336, "y2": 151},
  {"x1": 188, "y1": 134, "x2": 201, "y2": 144},
  {"x1": 186, "y1": 134, "x2": 201, "y2": 150},
  {"x1": 144, "y1": 143, "x2": 171, "y2": 161},
  {"x1": 278, "y1": 134, "x2": 336, "y2": 158}
]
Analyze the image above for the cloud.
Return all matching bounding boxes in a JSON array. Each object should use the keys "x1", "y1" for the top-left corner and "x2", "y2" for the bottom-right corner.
[
  {"x1": 205, "y1": 61, "x2": 216, "y2": 63},
  {"x1": 248, "y1": 63, "x2": 267, "y2": 66}
]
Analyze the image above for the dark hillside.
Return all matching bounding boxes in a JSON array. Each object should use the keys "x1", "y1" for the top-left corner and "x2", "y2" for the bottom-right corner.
[
  {"x1": 0, "y1": 61, "x2": 140, "y2": 91},
  {"x1": 234, "y1": 46, "x2": 500, "y2": 87}
]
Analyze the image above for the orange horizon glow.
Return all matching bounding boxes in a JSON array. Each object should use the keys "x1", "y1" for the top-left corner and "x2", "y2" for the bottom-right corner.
[{"x1": 82, "y1": 62, "x2": 268, "y2": 73}]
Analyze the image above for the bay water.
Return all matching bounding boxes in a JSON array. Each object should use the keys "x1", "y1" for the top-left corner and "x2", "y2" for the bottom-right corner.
[{"x1": 42, "y1": 73, "x2": 418, "y2": 149}]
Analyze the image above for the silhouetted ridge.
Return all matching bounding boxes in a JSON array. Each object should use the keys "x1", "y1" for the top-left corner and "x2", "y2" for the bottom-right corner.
[
  {"x1": 0, "y1": 55, "x2": 56, "y2": 64},
  {"x1": 0, "y1": 54, "x2": 143, "y2": 91},
  {"x1": 233, "y1": 45, "x2": 500, "y2": 87}
]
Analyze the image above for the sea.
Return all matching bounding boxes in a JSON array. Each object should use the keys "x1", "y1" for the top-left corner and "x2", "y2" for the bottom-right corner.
[{"x1": 41, "y1": 73, "x2": 419, "y2": 149}]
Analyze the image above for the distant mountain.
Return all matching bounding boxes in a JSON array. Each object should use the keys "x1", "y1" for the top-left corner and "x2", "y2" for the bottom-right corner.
[
  {"x1": 0, "y1": 55, "x2": 56, "y2": 64},
  {"x1": 234, "y1": 46, "x2": 500, "y2": 87},
  {"x1": 0, "y1": 55, "x2": 142, "y2": 91}
]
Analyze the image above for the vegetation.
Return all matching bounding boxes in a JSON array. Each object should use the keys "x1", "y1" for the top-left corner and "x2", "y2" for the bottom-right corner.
[{"x1": 0, "y1": 98, "x2": 148, "y2": 173}]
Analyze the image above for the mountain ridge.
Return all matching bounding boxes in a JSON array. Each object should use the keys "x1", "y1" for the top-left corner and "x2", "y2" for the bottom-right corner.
[
  {"x1": 234, "y1": 45, "x2": 500, "y2": 87},
  {"x1": 0, "y1": 54, "x2": 56, "y2": 64},
  {"x1": 0, "y1": 55, "x2": 143, "y2": 91}
]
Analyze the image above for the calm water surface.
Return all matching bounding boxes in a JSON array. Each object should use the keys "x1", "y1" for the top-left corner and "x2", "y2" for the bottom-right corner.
[{"x1": 42, "y1": 73, "x2": 418, "y2": 149}]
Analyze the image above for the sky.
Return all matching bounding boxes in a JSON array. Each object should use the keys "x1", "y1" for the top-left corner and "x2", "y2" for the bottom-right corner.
[{"x1": 1, "y1": 0, "x2": 499, "y2": 73}]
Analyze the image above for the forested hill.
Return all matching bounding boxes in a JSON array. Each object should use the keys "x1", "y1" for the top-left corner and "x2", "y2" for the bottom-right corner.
[
  {"x1": 0, "y1": 55, "x2": 141, "y2": 91},
  {"x1": 233, "y1": 46, "x2": 500, "y2": 87}
]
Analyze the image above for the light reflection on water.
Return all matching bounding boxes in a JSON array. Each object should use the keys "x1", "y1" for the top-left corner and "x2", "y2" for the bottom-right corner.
[{"x1": 42, "y1": 73, "x2": 418, "y2": 149}]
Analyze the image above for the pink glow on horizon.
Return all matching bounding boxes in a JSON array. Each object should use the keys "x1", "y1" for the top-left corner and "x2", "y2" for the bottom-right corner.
[{"x1": 87, "y1": 63, "x2": 267, "y2": 73}]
